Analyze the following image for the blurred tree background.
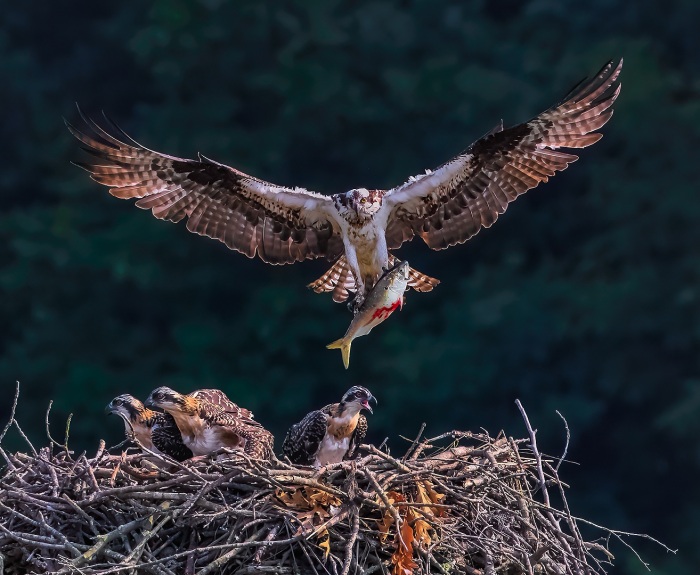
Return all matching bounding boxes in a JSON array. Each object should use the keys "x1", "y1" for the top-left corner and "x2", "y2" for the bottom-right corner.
[{"x1": 1, "y1": 1, "x2": 698, "y2": 572}]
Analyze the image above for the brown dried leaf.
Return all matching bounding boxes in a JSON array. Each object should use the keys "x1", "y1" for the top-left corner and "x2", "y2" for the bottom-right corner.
[
  {"x1": 275, "y1": 487, "x2": 310, "y2": 509},
  {"x1": 317, "y1": 527, "x2": 331, "y2": 561},
  {"x1": 377, "y1": 491, "x2": 403, "y2": 542},
  {"x1": 377, "y1": 510, "x2": 394, "y2": 542},
  {"x1": 416, "y1": 480, "x2": 446, "y2": 517},
  {"x1": 409, "y1": 509, "x2": 433, "y2": 547},
  {"x1": 276, "y1": 486, "x2": 341, "y2": 513},
  {"x1": 306, "y1": 488, "x2": 342, "y2": 508},
  {"x1": 392, "y1": 517, "x2": 419, "y2": 575}
]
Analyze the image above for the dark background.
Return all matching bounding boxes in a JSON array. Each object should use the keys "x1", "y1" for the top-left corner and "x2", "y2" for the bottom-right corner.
[{"x1": 1, "y1": 1, "x2": 698, "y2": 573}]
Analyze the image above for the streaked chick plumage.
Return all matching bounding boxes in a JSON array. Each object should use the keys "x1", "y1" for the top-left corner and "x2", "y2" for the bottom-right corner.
[
  {"x1": 106, "y1": 394, "x2": 193, "y2": 461},
  {"x1": 282, "y1": 386, "x2": 375, "y2": 467},
  {"x1": 145, "y1": 386, "x2": 273, "y2": 459}
]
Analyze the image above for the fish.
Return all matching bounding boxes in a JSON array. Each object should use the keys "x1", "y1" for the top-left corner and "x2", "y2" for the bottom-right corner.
[{"x1": 327, "y1": 260, "x2": 410, "y2": 369}]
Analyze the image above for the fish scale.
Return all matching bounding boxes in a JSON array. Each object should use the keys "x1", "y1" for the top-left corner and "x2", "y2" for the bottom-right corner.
[{"x1": 326, "y1": 260, "x2": 410, "y2": 369}]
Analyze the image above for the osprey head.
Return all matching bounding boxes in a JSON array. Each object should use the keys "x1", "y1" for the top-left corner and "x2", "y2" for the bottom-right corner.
[
  {"x1": 106, "y1": 394, "x2": 148, "y2": 422},
  {"x1": 341, "y1": 385, "x2": 376, "y2": 414},
  {"x1": 145, "y1": 386, "x2": 188, "y2": 412},
  {"x1": 347, "y1": 188, "x2": 383, "y2": 218}
]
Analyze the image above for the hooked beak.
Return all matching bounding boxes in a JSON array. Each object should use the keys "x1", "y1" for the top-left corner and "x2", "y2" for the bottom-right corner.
[
  {"x1": 105, "y1": 401, "x2": 117, "y2": 415},
  {"x1": 144, "y1": 394, "x2": 156, "y2": 409},
  {"x1": 361, "y1": 394, "x2": 377, "y2": 414}
]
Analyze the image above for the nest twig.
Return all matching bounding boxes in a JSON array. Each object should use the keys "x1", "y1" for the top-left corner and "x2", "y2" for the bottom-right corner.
[{"x1": 0, "y1": 385, "x2": 672, "y2": 575}]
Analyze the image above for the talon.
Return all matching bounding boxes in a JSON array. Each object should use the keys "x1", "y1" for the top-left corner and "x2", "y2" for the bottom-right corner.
[
  {"x1": 348, "y1": 300, "x2": 361, "y2": 314},
  {"x1": 346, "y1": 290, "x2": 358, "y2": 313}
]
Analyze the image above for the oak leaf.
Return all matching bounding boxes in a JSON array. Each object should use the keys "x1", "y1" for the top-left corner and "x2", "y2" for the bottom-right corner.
[
  {"x1": 392, "y1": 516, "x2": 419, "y2": 575},
  {"x1": 317, "y1": 527, "x2": 331, "y2": 561},
  {"x1": 410, "y1": 511, "x2": 433, "y2": 547},
  {"x1": 416, "y1": 480, "x2": 446, "y2": 517},
  {"x1": 377, "y1": 491, "x2": 403, "y2": 542}
]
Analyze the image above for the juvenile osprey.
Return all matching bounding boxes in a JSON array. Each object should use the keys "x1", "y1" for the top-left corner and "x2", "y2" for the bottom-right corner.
[
  {"x1": 106, "y1": 394, "x2": 193, "y2": 461},
  {"x1": 187, "y1": 388, "x2": 254, "y2": 419},
  {"x1": 145, "y1": 386, "x2": 273, "y2": 459},
  {"x1": 68, "y1": 60, "x2": 621, "y2": 306},
  {"x1": 282, "y1": 386, "x2": 375, "y2": 467}
]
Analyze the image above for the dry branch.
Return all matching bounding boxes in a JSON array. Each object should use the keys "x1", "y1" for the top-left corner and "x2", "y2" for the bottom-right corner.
[{"x1": 0, "y1": 390, "x2": 671, "y2": 574}]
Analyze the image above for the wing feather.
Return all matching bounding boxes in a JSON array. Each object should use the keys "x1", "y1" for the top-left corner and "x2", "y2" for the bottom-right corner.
[
  {"x1": 151, "y1": 413, "x2": 193, "y2": 461},
  {"x1": 190, "y1": 389, "x2": 254, "y2": 420},
  {"x1": 308, "y1": 254, "x2": 438, "y2": 302},
  {"x1": 282, "y1": 409, "x2": 329, "y2": 466},
  {"x1": 345, "y1": 414, "x2": 367, "y2": 460},
  {"x1": 67, "y1": 112, "x2": 344, "y2": 264},
  {"x1": 199, "y1": 402, "x2": 273, "y2": 459},
  {"x1": 384, "y1": 60, "x2": 622, "y2": 250}
]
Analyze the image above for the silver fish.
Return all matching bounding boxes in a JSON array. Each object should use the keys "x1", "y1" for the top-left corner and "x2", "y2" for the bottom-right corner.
[{"x1": 326, "y1": 260, "x2": 410, "y2": 369}]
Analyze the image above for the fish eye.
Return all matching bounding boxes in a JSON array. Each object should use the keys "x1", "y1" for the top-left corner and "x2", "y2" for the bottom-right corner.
[{"x1": 360, "y1": 198, "x2": 367, "y2": 203}]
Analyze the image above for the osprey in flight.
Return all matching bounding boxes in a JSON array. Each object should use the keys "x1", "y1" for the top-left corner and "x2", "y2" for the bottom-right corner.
[{"x1": 68, "y1": 60, "x2": 621, "y2": 306}]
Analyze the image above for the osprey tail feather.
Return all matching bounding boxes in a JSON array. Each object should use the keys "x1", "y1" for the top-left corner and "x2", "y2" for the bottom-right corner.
[{"x1": 309, "y1": 254, "x2": 438, "y2": 302}]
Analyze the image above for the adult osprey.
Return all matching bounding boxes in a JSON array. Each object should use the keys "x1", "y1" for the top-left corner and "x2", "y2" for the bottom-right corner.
[
  {"x1": 68, "y1": 60, "x2": 621, "y2": 305},
  {"x1": 106, "y1": 394, "x2": 193, "y2": 461},
  {"x1": 282, "y1": 386, "x2": 375, "y2": 467},
  {"x1": 145, "y1": 386, "x2": 273, "y2": 459}
]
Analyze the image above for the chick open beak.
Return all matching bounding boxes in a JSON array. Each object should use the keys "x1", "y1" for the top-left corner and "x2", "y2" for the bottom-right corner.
[{"x1": 362, "y1": 394, "x2": 377, "y2": 414}]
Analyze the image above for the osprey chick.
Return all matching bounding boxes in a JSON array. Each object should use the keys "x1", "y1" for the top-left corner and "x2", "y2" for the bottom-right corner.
[
  {"x1": 282, "y1": 386, "x2": 376, "y2": 467},
  {"x1": 188, "y1": 388, "x2": 254, "y2": 419},
  {"x1": 106, "y1": 394, "x2": 193, "y2": 461},
  {"x1": 145, "y1": 386, "x2": 273, "y2": 459}
]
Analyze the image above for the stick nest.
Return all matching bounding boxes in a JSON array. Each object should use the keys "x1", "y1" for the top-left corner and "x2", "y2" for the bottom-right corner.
[{"x1": 0, "y1": 425, "x2": 621, "y2": 575}]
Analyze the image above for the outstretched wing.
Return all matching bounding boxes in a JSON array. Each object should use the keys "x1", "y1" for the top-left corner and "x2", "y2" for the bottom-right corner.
[
  {"x1": 282, "y1": 409, "x2": 328, "y2": 466},
  {"x1": 67, "y1": 112, "x2": 344, "y2": 264},
  {"x1": 383, "y1": 60, "x2": 622, "y2": 250}
]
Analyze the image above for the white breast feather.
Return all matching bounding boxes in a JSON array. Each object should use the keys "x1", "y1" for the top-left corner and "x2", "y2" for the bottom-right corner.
[
  {"x1": 316, "y1": 435, "x2": 351, "y2": 466},
  {"x1": 183, "y1": 426, "x2": 223, "y2": 456}
]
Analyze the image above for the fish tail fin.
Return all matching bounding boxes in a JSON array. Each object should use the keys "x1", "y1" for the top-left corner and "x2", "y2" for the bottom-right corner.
[{"x1": 326, "y1": 338, "x2": 352, "y2": 369}]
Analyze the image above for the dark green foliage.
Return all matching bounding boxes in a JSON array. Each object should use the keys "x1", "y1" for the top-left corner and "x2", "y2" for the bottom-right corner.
[{"x1": 1, "y1": 1, "x2": 698, "y2": 572}]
